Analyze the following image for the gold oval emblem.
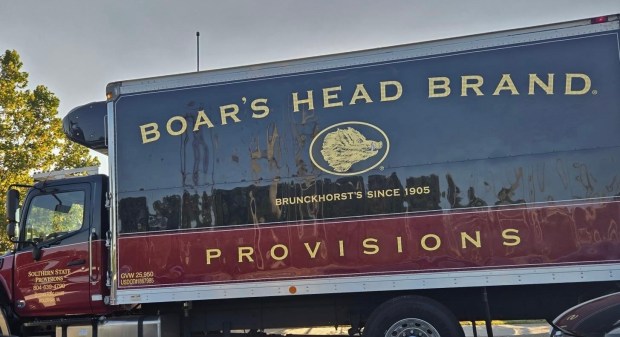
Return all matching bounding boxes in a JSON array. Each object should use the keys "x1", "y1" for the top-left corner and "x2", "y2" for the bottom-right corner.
[{"x1": 309, "y1": 121, "x2": 390, "y2": 176}]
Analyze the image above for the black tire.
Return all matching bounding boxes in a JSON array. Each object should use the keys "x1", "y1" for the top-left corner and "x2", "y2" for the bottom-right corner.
[{"x1": 363, "y1": 295, "x2": 465, "y2": 337}]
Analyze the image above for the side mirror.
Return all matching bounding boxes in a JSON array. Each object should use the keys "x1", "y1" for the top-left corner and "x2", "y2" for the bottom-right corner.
[
  {"x1": 6, "y1": 222, "x2": 16, "y2": 240},
  {"x1": 6, "y1": 189, "x2": 19, "y2": 223},
  {"x1": 32, "y1": 246, "x2": 42, "y2": 261},
  {"x1": 5, "y1": 190, "x2": 19, "y2": 240}
]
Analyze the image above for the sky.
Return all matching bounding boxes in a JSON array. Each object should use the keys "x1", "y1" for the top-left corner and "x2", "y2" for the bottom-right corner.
[{"x1": 1, "y1": 0, "x2": 619, "y2": 173}]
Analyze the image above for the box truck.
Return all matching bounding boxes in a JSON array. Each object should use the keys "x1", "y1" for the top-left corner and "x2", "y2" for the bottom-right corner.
[{"x1": 4, "y1": 14, "x2": 620, "y2": 337}]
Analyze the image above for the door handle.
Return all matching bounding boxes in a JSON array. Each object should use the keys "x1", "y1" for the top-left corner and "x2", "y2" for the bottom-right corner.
[
  {"x1": 67, "y1": 259, "x2": 86, "y2": 267},
  {"x1": 89, "y1": 228, "x2": 97, "y2": 282}
]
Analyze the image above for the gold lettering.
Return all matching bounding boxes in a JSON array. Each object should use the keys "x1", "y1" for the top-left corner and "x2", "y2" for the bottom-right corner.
[
  {"x1": 304, "y1": 242, "x2": 321, "y2": 259},
  {"x1": 349, "y1": 84, "x2": 373, "y2": 105},
  {"x1": 396, "y1": 236, "x2": 403, "y2": 253},
  {"x1": 54, "y1": 268, "x2": 70, "y2": 275},
  {"x1": 251, "y1": 98, "x2": 270, "y2": 118},
  {"x1": 502, "y1": 229, "x2": 521, "y2": 246},
  {"x1": 421, "y1": 234, "x2": 441, "y2": 251},
  {"x1": 220, "y1": 104, "x2": 241, "y2": 125},
  {"x1": 529, "y1": 74, "x2": 554, "y2": 95},
  {"x1": 140, "y1": 123, "x2": 161, "y2": 144},
  {"x1": 461, "y1": 231, "x2": 481, "y2": 248},
  {"x1": 270, "y1": 244, "x2": 289, "y2": 261},
  {"x1": 493, "y1": 74, "x2": 519, "y2": 95},
  {"x1": 429, "y1": 77, "x2": 451, "y2": 98},
  {"x1": 293, "y1": 90, "x2": 314, "y2": 112},
  {"x1": 339, "y1": 240, "x2": 345, "y2": 257},
  {"x1": 380, "y1": 81, "x2": 403, "y2": 102},
  {"x1": 362, "y1": 238, "x2": 379, "y2": 255},
  {"x1": 323, "y1": 86, "x2": 344, "y2": 108},
  {"x1": 166, "y1": 116, "x2": 188, "y2": 136},
  {"x1": 205, "y1": 249, "x2": 221, "y2": 265},
  {"x1": 461, "y1": 75, "x2": 484, "y2": 96},
  {"x1": 565, "y1": 73, "x2": 591, "y2": 95},
  {"x1": 193, "y1": 110, "x2": 214, "y2": 131},
  {"x1": 238, "y1": 246, "x2": 255, "y2": 263}
]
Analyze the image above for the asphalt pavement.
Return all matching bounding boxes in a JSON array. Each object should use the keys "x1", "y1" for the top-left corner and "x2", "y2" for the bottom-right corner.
[
  {"x1": 270, "y1": 323, "x2": 551, "y2": 336},
  {"x1": 463, "y1": 323, "x2": 550, "y2": 337}
]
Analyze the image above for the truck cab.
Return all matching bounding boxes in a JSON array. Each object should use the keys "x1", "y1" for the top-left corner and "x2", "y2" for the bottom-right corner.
[{"x1": 3, "y1": 170, "x2": 111, "y2": 334}]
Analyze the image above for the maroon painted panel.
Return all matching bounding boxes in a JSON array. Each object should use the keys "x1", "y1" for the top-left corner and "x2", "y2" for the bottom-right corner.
[
  {"x1": 14, "y1": 243, "x2": 92, "y2": 317},
  {"x1": 90, "y1": 240, "x2": 115, "y2": 314},
  {"x1": 0, "y1": 254, "x2": 14, "y2": 302},
  {"x1": 117, "y1": 200, "x2": 620, "y2": 289}
]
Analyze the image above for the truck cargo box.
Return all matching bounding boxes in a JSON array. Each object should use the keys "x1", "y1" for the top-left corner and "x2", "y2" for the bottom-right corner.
[{"x1": 102, "y1": 17, "x2": 620, "y2": 306}]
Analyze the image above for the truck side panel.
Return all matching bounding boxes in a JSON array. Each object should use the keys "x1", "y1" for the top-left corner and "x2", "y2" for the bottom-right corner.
[
  {"x1": 116, "y1": 200, "x2": 620, "y2": 302},
  {"x1": 111, "y1": 24, "x2": 620, "y2": 304}
]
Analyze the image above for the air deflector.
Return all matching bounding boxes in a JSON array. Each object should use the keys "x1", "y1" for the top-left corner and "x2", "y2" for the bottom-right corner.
[{"x1": 63, "y1": 101, "x2": 108, "y2": 155}]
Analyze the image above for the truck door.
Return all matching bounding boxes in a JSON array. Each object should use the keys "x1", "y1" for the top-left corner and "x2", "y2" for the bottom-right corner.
[{"x1": 13, "y1": 183, "x2": 94, "y2": 317}]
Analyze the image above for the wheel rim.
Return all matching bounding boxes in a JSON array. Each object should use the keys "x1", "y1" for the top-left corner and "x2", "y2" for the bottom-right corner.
[{"x1": 384, "y1": 318, "x2": 441, "y2": 337}]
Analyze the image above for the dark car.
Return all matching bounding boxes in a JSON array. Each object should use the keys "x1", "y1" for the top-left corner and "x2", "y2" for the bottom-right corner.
[{"x1": 551, "y1": 292, "x2": 620, "y2": 337}]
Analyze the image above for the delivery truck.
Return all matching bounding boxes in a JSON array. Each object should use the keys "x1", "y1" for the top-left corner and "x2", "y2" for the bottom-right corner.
[{"x1": 3, "y1": 14, "x2": 620, "y2": 337}]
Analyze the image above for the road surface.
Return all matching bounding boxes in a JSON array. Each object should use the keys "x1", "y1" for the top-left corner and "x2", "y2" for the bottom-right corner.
[{"x1": 269, "y1": 323, "x2": 551, "y2": 336}]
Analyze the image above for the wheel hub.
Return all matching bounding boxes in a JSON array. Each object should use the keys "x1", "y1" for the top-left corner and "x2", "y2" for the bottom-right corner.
[{"x1": 385, "y1": 318, "x2": 440, "y2": 337}]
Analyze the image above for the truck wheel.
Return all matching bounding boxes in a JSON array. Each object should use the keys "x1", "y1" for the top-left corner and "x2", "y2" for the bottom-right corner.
[{"x1": 363, "y1": 296, "x2": 464, "y2": 337}]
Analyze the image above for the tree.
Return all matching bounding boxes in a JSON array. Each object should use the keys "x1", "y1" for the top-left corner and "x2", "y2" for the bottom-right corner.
[{"x1": 0, "y1": 49, "x2": 99, "y2": 251}]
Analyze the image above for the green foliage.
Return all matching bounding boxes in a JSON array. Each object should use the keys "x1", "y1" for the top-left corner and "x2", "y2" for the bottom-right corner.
[{"x1": 0, "y1": 49, "x2": 99, "y2": 251}]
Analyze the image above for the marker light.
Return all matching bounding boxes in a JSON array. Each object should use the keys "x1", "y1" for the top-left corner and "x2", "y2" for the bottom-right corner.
[{"x1": 591, "y1": 16, "x2": 609, "y2": 24}]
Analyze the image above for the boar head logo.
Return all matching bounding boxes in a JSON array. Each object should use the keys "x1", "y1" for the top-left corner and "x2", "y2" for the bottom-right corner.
[
  {"x1": 309, "y1": 121, "x2": 390, "y2": 176},
  {"x1": 321, "y1": 127, "x2": 383, "y2": 173}
]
